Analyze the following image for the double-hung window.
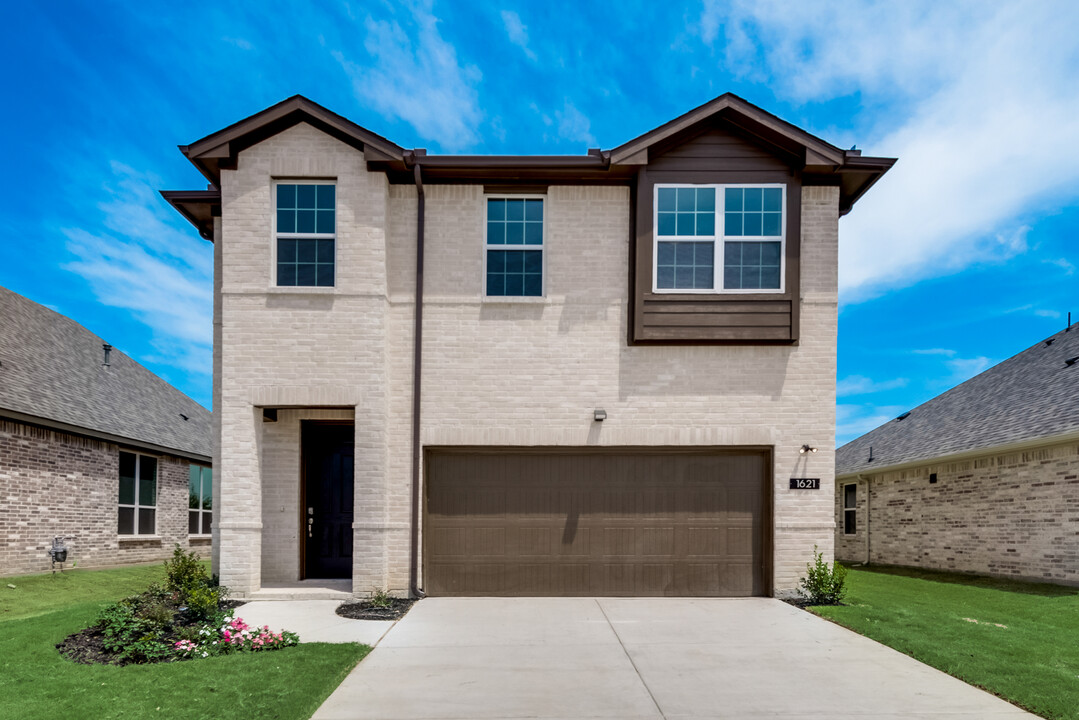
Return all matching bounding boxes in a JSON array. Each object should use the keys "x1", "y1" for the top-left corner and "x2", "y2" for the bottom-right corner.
[
  {"x1": 189, "y1": 464, "x2": 212, "y2": 535},
  {"x1": 485, "y1": 196, "x2": 544, "y2": 297},
  {"x1": 654, "y1": 184, "x2": 784, "y2": 292},
  {"x1": 843, "y1": 483, "x2": 857, "y2": 535},
  {"x1": 118, "y1": 451, "x2": 157, "y2": 535},
  {"x1": 276, "y1": 182, "x2": 335, "y2": 287}
]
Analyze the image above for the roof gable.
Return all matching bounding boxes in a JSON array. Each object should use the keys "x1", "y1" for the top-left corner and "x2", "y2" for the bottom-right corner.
[
  {"x1": 0, "y1": 286, "x2": 212, "y2": 460},
  {"x1": 837, "y1": 324, "x2": 1079, "y2": 476},
  {"x1": 610, "y1": 93, "x2": 846, "y2": 167},
  {"x1": 181, "y1": 95, "x2": 407, "y2": 186}
]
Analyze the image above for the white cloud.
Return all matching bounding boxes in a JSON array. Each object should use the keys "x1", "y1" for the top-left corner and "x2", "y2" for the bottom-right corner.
[
  {"x1": 334, "y1": 2, "x2": 483, "y2": 151},
  {"x1": 555, "y1": 100, "x2": 596, "y2": 145},
  {"x1": 836, "y1": 375, "x2": 908, "y2": 397},
  {"x1": 501, "y1": 10, "x2": 537, "y2": 61},
  {"x1": 836, "y1": 403, "x2": 906, "y2": 445},
  {"x1": 222, "y1": 36, "x2": 253, "y2": 51},
  {"x1": 704, "y1": 0, "x2": 1079, "y2": 302},
  {"x1": 1046, "y1": 257, "x2": 1076, "y2": 275},
  {"x1": 1035, "y1": 309, "x2": 1061, "y2": 319},
  {"x1": 61, "y1": 163, "x2": 212, "y2": 378},
  {"x1": 911, "y1": 348, "x2": 957, "y2": 357},
  {"x1": 943, "y1": 356, "x2": 993, "y2": 385}
]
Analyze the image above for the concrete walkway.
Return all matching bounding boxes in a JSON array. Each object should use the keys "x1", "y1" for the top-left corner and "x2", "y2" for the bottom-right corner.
[
  {"x1": 312, "y1": 597, "x2": 1034, "y2": 720},
  {"x1": 236, "y1": 600, "x2": 394, "y2": 645}
]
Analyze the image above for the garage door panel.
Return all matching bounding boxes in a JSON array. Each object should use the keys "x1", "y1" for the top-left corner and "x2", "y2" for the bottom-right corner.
[{"x1": 425, "y1": 450, "x2": 767, "y2": 597}]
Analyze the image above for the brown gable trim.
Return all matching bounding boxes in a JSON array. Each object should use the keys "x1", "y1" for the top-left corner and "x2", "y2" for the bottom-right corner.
[
  {"x1": 181, "y1": 95, "x2": 407, "y2": 186},
  {"x1": 160, "y1": 190, "x2": 219, "y2": 241},
  {"x1": 610, "y1": 94, "x2": 845, "y2": 166}
]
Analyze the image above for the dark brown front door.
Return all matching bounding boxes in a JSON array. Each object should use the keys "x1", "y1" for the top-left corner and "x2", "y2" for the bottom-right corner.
[
  {"x1": 424, "y1": 449, "x2": 769, "y2": 597},
  {"x1": 302, "y1": 423, "x2": 354, "y2": 579}
]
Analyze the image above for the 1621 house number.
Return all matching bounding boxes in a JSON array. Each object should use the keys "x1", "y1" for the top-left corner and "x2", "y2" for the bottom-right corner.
[{"x1": 789, "y1": 478, "x2": 821, "y2": 490}]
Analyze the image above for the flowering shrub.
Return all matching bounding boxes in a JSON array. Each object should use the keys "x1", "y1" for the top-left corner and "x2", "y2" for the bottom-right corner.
[{"x1": 173, "y1": 615, "x2": 299, "y2": 659}]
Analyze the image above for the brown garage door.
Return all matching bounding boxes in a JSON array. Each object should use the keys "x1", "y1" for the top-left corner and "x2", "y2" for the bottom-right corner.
[{"x1": 424, "y1": 449, "x2": 768, "y2": 597}]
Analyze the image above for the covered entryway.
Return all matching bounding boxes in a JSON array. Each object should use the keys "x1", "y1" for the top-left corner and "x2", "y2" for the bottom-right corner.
[{"x1": 424, "y1": 449, "x2": 769, "y2": 596}]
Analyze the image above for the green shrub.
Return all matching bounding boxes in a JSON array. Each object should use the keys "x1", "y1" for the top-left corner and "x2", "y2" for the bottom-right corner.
[
  {"x1": 798, "y1": 546, "x2": 847, "y2": 605},
  {"x1": 367, "y1": 588, "x2": 393, "y2": 609},
  {"x1": 162, "y1": 545, "x2": 227, "y2": 621},
  {"x1": 98, "y1": 596, "x2": 173, "y2": 663}
]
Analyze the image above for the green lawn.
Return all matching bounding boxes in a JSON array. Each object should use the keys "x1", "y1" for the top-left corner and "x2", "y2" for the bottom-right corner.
[
  {"x1": 0, "y1": 565, "x2": 369, "y2": 720},
  {"x1": 812, "y1": 565, "x2": 1079, "y2": 720}
]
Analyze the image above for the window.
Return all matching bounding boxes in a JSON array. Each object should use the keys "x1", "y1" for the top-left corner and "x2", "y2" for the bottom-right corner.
[
  {"x1": 485, "y1": 196, "x2": 543, "y2": 297},
  {"x1": 118, "y1": 452, "x2": 157, "y2": 535},
  {"x1": 276, "y1": 182, "x2": 335, "y2": 287},
  {"x1": 654, "y1": 184, "x2": 784, "y2": 292},
  {"x1": 843, "y1": 483, "x2": 857, "y2": 535},
  {"x1": 189, "y1": 464, "x2": 213, "y2": 535}
]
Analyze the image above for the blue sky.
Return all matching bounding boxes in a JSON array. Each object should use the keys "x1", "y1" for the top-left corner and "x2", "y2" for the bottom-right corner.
[{"x1": 1, "y1": 1, "x2": 1076, "y2": 445}]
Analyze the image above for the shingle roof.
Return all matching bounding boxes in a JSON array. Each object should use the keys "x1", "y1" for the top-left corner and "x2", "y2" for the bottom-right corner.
[
  {"x1": 837, "y1": 324, "x2": 1079, "y2": 476},
  {"x1": 0, "y1": 286, "x2": 211, "y2": 459}
]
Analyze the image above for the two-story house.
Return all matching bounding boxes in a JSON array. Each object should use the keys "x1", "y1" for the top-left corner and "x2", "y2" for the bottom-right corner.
[{"x1": 164, "y1": 94, "x2": 894, "y2": 599}]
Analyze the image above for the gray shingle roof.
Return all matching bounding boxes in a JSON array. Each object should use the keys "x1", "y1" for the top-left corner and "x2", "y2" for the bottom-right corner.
[
  {"x1": 837, "y1": 324, "x2": 1079, "y2": 476},
  {"x1": 0, "y1": 286, "x2": 211, "y2": 459}
]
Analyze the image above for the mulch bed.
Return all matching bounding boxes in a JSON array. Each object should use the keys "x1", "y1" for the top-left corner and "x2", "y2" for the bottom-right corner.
[
  {"x1": 335, "y1": 597, "x2": 416, "y2": 621},
  {"x1": 781, "y1": 597, "x2": 843, "y2": 610}
]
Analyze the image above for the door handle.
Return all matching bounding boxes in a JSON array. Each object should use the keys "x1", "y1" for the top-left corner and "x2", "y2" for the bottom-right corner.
[{"x1": 307, "y1": 508, "x2": 314, "y2": 538}]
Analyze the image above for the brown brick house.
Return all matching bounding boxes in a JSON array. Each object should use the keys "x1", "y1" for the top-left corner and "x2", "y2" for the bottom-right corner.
[
  {"x1": 0, "y1": 286, "x2": 212, "y2": 576},
  {"x1": 836, "y1": 325, "x2": 1079, "y2": 585},
  {"x1": 163, "y1": 94, "x2": 894, "y2": 599}
]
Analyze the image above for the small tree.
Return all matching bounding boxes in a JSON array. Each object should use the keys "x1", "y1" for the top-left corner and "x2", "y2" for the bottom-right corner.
[{"x1": 798, "y1": 545, "x2": 847, "y2": 605}]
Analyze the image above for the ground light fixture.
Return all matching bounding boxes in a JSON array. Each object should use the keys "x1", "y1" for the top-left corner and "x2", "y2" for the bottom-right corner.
[{"x1": 799, "y1": 444, "x2": 817, "y2": 454}]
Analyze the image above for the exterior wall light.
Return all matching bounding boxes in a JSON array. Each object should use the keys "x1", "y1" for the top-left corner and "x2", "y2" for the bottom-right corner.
[
  {"x1": 594, "y1": 409, "x2": 607, "y2": 422},
  {"x1": 799, "y1": 444, "x2": 817, "y2": 454}
]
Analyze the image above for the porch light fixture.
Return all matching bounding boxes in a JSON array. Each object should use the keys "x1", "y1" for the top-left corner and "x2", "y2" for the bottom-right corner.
[
  {"x1": 799, "y1": 444, "x2": 817, "y2": 454},
  {"x1": 593, "y1": 409, "x2": 607, "y2": 422}
]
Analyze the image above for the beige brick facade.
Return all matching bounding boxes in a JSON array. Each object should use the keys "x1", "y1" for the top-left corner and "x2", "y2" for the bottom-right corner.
[
  {"x1": 836, "y1": 439, "x2": 1079, "y2": 585},
  {"x1": 0, "y1": 418, "x2": 211, "y2": 576},
  {"x1": 215, "y1": 122, "x2": 841, "y2": 598}
]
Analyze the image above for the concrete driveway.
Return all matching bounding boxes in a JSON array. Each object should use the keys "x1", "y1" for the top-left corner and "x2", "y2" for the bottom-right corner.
[{"x1": 313, "y1": 597, "x2": 1033, "y2": 719}]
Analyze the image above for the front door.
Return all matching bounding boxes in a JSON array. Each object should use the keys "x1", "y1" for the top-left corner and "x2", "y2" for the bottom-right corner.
[{"x1": 302, "y1": 422, "x2": 354, "y2": 579}]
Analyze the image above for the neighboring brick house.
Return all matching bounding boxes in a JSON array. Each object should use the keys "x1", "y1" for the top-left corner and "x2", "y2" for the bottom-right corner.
[
  {"x1": 163, "y1": 94, "x2": 894, "y2": 599},
  {"x1": 836, "y1": 326, "x2": 1079, "y2": 586},
  {"x1": 0, "y1": 287, "x2": 212, "y2": 575}
]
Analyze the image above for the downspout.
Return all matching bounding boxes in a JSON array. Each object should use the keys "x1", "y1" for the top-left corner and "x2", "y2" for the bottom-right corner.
[
  {"x1": 857, "y1": 473, "x2": 871, "y2": 565},
  {"x1": 409, "y1": 161, "x2": 426, "y2": 598}
]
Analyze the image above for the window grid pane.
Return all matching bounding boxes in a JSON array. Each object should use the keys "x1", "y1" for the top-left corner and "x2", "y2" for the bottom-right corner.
[
  {"x1": 656, "y1": 241, "x2": 714, "y2": 290},
  {"x1": 724, "y1": 187, "x2": 782, "y2": 237},
  {"x1": 657, "y1": 187, "x2": 716, "y2": 237},
  {"x1": 723, "y1": 241, "x2": 781, "y2": 290},
  {"x1": 487, "y1": 198, "x2": 543, "y2": 246},
  {"x1": 487, "y1": 250, "x2": 542, "y2": 297}
]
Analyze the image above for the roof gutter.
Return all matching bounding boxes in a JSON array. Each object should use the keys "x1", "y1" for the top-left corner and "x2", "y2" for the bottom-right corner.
[
  {"x1": 0, "y1": 409, "x2": 212, "y2": 464},
  {"x1": 408, "y1": 161, "x2": 426, "y2": 599},
  {"x1": 837, "y1": 428, "x2": 1079, "y2": 479}
]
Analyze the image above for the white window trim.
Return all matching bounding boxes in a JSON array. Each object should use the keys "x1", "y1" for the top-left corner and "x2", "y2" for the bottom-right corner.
[
  {"x1": 189, "y1": 464, "x2": 212, "y2": 537},
  {"x1": 652, "y1": 183, "x2": 786, "y2": 294},
  {"x1": 270, "y1": 179, "x2": 338, "y2": 289},
  {"x1": 118, "y1": 451, "x2": 158, "y2": 536},
  {"x1": 843, "y1": 483, "x2": 857, "y2": 536},
  {"x1": 482, "y1": 194, "x2": 547, "y2": 299}
]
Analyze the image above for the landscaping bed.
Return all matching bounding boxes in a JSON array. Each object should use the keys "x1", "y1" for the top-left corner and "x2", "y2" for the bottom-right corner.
[
  {"x1": 1, "y1": 557, "x2": 369, "y2": 720},
  {"x1": 337, "y1": 595, "x2": 415, "y2": 621}
]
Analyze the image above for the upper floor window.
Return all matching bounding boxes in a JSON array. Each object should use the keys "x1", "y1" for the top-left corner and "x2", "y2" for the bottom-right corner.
[
  {"x1": 118, "y1": 451, "x2": 157, "y2": 535},
  {"x1": 189, "y1": 464, "x2": 212, "y2": 536},
  {"x1": 276, "y1": 182, "x2": 335, "y2": 287},
  {"x1": 485, "y1": 196, "x2": 543, "y2": 297},
  {"x1": 654, "y1": 184, "x2": 784, "y2": 293}
]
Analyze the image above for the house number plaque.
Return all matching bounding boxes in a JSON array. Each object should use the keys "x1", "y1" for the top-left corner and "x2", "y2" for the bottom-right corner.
[{"x1": 789, "y1": 478, "x2": 821, "y2": 490}]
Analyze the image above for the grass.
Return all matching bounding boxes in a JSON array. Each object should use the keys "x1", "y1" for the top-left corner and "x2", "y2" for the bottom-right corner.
[
  {"x1": 812, "y1": 565, "x2": 1079, "y2": 720},
  {"x1": 0, "y1": 564, "x2": 370, "y2": 720}
]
